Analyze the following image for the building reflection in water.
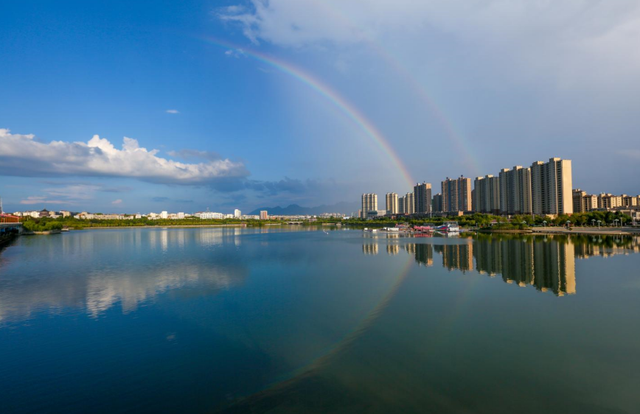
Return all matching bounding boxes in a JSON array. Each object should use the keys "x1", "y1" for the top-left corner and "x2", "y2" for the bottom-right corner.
[
  {"x1": 406, "y1": 243, "x2": 433, "y2": 267},
  {"x1": 362, "y1": 235, "x2": 640, "y2": 297},
  {"x1": 434, "y1": 243, "x2": 474, "y2": 273},
  {"x1": 473, "y1": 236, "x2": 576, "y2": 296},
  {"x1": 362, "y1": 243, "x2": 379, "y2": 255}
]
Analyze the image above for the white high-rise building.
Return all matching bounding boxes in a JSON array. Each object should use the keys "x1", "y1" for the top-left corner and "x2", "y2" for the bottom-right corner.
[
  {"x1": 473, "y1": 175, "x2": 500, "y2": 214},
  {"x1": 234, "y1": 209, "x2": 241, "y2": 218},
  {"x1": 499, "y1": 166, "x2": 532, "y2": 215},
  {"x1": 405, "y1": 192, "x2": 415, "y2": 215},
  {"x1": 361, "y1": 193, "x2": 378, "y2": 218},
  {"x1": 531, "y1": 158, "x2": 573, "y2": 216},
  {"x1": 442, "y1": 177, "x2": 471, "y2": 213},
  {"x1": 385, "y1": 193, "x2": 398, "y2": 215}
]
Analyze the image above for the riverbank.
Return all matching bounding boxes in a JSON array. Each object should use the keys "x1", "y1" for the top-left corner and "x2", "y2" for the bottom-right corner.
[
  {"x1": 70, "y1": 224, "x2": 248, "y2": 230},
  {"x1": 22, "y1": 229, "x2": 62, "y2": 235},
  {"x1": 530, "y1": 227, "x2": 640, "y2": 236},
  {"x1": 477, "y1": 228, "x2": 533, "y2": 234}
]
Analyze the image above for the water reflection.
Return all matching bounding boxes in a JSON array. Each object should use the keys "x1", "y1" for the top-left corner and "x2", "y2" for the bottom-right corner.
[
  {"x1": 0, "y1": 228, "x2": 250, "y2": 324},
  {"x1": 362, "y1": 243, "x2": 379, "y2": 255},
  {"x1": 363, "y1": 234, "x2": 640, "y2": 297}
]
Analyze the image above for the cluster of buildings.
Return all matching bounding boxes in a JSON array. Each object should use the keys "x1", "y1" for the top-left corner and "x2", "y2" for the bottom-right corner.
[
  {"x1": 361, "y1": 157, "x2": 639, "y2": 220},
  {"x1": 572, "y1": 191, "x2": 640, "y2": 212},
  {"x1": 9, "y1": 208, "x2": 250, "y2": 221},
  {"x1": 7, "y1": 206, "x2": 344, "y2": 222}
]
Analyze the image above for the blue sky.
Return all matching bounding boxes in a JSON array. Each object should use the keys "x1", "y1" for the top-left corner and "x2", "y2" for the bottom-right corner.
[{"x1": 2, "y1": 0, "x2": 640, "y2": 214}]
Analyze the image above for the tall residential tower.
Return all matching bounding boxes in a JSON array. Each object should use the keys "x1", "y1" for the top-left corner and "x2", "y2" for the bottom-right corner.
[
  {"x1": 385, "y1": 193, "x2": 398, "y2": 215},
  {"x1": 442, "y1": 176, "x2": 472, "y2": 213},
  {"x1": 531, "y1": 158, "x2": 573, "y2": 216},
  {"x1": 361, "y1": 193, "x2": 378, "y2": 218},
  {"x1": 413, "y1": 183, "x2": 432, "y2": 214}
]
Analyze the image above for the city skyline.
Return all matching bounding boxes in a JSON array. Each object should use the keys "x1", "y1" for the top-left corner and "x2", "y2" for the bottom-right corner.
[
  {"x1": 2, "y1": 2, "x2": 640, "y2": 213},
  {"x1": 361, "y1": 156, "x2": 640, "y2": 219}
]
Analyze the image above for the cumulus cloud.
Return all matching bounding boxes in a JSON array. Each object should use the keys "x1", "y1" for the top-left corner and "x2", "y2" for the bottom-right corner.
[
  {"x1": 167, "y1": 148, "x2": 222, "y2": 161},
  {"x1": 165, "y1": 109, "x2": 179, "y2": 114},
  {"x1": 111, "y1": 199, "x2": 123, "y2": 205},
  {"x1": 0, "y1": 129, "x2": 248, "y2": 185}
]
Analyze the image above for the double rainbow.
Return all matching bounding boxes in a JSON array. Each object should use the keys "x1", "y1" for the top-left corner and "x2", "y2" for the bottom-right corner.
[{"x1": 193, "y1": 35, "x2": 416, "y2": 189}]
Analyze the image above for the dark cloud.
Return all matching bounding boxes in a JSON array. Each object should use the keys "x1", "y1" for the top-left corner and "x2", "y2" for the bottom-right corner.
[{"x1": 152, "y1": 197, "x2": 193, "y2": 203}]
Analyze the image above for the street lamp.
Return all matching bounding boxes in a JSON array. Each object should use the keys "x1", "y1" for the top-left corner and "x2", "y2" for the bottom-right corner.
[
  {"x1": 597, "y1": 220, "x2": 601, "y2": 228},
  {"x1": 543, "y1": 220, "x2": 547, "y2": 227},
  {"x1": 614, "y1": 219, "x2": 619, "y2": 227},
  {"x1": 591, "y1": 219, "x2": 596, "y2": 227},
  {"x1": 566, "y1": 220, "x2": 571, "y2": 229}
]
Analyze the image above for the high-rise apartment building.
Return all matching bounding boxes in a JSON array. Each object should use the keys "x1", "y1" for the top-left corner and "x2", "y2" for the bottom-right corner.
[
  {"x1": 473, "y1": 175, "x2": 501, "y2": 214},
  {"x1": 498, "y1": 166, "x2": 532, "y2": 215},
  {"x1": 405, "y1": 192, "x2": 415, "y2": 214},
  {"x1": 234, "y1": 209, "x2": 242, "y2": 218},
  {"x1": 385, "y1": 193, "x2": 398, "y2": 215},
  {"x1": 432, "y1": 193, "x2": 443, "y2": 213},
  {"x1": 442, "y1": 176, "x2": 472, "y2": 213},
  {"x1": 459, "y1": 177, "x2": 472, "y2": 212},
  {"x1": 398, "y1": 197, "x2": 405, "y2": 214},
  {"x1": 413, "y1": 182, "x2": 432, "y2": 214},
  {"x1": 531, "y1": 158, "x2": 573, "y2": 216},
  {"x1": 260, "y1": 210, "x2": 269, "y2": 220},
  {"x1": 361, "y1": 193, "x2": 378, "y2": 218}
]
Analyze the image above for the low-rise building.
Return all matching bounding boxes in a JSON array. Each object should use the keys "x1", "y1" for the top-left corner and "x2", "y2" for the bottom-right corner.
[{"x1": 598, "y1": 193, "x2": 623, "y2": 210}]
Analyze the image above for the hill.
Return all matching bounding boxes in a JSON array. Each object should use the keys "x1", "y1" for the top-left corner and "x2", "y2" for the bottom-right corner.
[{"x1": 248, "y1": 202, "x2": 359, "y2": 216}]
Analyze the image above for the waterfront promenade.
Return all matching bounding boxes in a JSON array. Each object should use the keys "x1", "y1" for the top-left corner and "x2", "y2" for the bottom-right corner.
[{"x1": 531, "y1": 226, "x2": 640, "y2": 236}]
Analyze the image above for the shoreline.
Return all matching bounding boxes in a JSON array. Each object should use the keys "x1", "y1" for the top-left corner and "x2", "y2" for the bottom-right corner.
[
  {"x1": 68, "y1": 224, "x2": 249, "y2": 230},
  {"x1": 529, "y1": 227, "x2": 640, "y2": 236}
]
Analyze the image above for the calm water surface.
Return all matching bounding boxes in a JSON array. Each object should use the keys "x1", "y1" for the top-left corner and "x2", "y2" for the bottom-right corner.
[{"x1": 0, "y1": 228, "x2": 639, "y2": 413}]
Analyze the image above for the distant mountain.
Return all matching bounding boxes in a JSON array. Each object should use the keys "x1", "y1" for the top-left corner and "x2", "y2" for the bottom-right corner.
[{"x1": 248, "y1": 201, "x2": 360, "y2": 216}]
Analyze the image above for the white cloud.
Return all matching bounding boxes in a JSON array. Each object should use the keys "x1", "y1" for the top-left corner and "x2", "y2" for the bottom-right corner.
[
  {"x1": 165, "y1": 109, "x2": 179, "y2": 114},
  {"x1": 0, "y1": 129, "x2": 249, "y2": 185},
  {"x1": 44, "y1": 184, "x2": 100, "y2": 201},
  {"x1": 224, "y1": 48, "x2": 246, "y2": 58},
  {"x1": 112, "y1": 199, "x2": 123, "y2": 205},
  {"x1": 220, "y1": 0, "x2": 640, "y2": 88},
  {"x1": 20, "y1": 196, "x2": 66, "y2": 205},
  {"x1": 20, "y1": 184, "x2": 106, "y2": 206}
]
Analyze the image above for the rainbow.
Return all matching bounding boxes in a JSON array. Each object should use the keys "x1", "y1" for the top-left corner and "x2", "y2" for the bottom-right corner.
[
  {"x1": 192, "y1": 35, "x2": 415, "y2": 189},
  {"x1": 309, "y1": 2, "x2": 483, "y2": 177},
  {"x1": 233, "y1": 244, "x2": 415, "y2": 403}
]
